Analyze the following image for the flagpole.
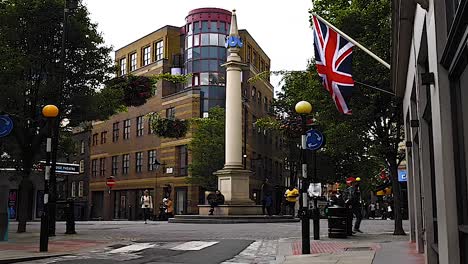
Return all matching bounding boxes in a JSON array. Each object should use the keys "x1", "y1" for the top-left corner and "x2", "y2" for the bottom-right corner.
[
  {"x1": 312, "y1": 12, "x2": 391, "y2": 69},
  {"x1": 355, "y1": 81, "x2": 395, "y2": 96}
]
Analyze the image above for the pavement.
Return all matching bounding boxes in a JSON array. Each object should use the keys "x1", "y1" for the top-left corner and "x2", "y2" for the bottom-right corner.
[{"x1": 0, "y1": 219, "x2": 424, "y2": 264}]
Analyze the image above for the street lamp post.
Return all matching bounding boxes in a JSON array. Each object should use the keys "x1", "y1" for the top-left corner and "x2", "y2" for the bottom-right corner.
[
  {"x1": 40, "y1": 105, "x2": 59, "y2": 252},
  {"x1": 49, "y1": 0, "x2": 78, "y2": 237},
  {"x1": 295, "y1": 101, "x2": 312, "y2": 254}
]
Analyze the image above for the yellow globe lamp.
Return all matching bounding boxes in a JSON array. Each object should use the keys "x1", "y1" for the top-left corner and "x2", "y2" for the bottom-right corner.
[
  {"x1": 42, "y1": 105, "x2": 59, "y2": 118},
  {"x1": 295, "y1": 101, "x2": 312, "y2": 114},
  {"x1": 356, "y1": 177, "x2": 361, "y2": 182}
]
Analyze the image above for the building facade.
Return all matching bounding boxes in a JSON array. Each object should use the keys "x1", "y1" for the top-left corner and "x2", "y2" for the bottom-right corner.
[
  {"x1": 89, "y1": 8, "x2": 285, "y2": 220},
  {"x1": 67, "y1": 128, "x2": 91, "y2": 220},
  {"x1": 392, "y1": 0, "x2": 468, "y2": 263}
]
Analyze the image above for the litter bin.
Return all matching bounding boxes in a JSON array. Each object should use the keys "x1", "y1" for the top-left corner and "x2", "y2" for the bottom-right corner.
[{"x1": 327, "y1": 205, "x2": 347, "y2": 238}]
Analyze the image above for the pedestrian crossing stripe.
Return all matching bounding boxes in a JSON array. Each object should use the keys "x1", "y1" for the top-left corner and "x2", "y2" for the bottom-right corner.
[
  {"x1": 109, "y1": 243, "x2": 155, "y2": 254},
  {"x1": 171, "y1": 241, "x2": 219, "y2": 251}
]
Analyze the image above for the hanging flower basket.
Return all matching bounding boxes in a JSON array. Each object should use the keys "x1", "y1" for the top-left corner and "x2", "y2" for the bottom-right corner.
[
  {"x1": 149, "y1": 113, "x2": 189, "y2": 138},
  {"x1": 122, "y1": 75, "x2": 154, "y2": 107}
]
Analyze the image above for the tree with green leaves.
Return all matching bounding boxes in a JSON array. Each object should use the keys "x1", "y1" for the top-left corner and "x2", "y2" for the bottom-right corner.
[
  {"x1": 256, "y1": 0, "x2": 405, "y2": 235},
  {"x1": 311, "y1": 0, "x2": 405, "y2": 235},
  {"x1": 186, "y1": 107, "x2": 225, "y2": 190},
  {"x1": 0, "y1": 0, "x2": 118, "y2": 233}
]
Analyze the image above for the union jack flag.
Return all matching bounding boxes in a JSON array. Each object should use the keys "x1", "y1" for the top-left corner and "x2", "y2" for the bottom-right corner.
[{"x1": 312, "y1": 15, "x2": 354, "y2": 115}]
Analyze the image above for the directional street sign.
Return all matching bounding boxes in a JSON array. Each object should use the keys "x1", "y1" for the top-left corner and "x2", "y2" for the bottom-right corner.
[
  {"x1": 0, "y1": 115, "x2": 13, "y2": 138},
  {"x1": 398, "y1": 170, "x2": 407, "y2": 182},
  {"x1": 306, "y1": 129, "x2": 325, "y2": 151}
]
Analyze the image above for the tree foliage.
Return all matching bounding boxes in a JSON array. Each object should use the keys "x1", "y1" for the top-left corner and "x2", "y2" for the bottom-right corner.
[
  {"x1": 311, "y1": 0, "x2": 406, "y2": 235},
  {"x1": 187, "y1": 107, "x2": 225, "y2": 190},
  {"x1": 0, "y1": 0, "x2": 116, "y2": 232},
  {"x1": 262, "y1": 0, "x2": 405, "y2": 234}
]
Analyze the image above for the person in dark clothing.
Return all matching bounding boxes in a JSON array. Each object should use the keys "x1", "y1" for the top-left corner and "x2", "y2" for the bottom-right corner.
[
  {"x1": 330, "y1": 189, "x2": 345, "y2": 207},
  {"x1": 346, "y1": 178, "x2": 363, "y2": 233},
  {"x1": 261, "y1": 178, "x2": 273, "y2": 216},
  {"x1": 207, "y1": 190, "x2": 225, "y2": 215}
]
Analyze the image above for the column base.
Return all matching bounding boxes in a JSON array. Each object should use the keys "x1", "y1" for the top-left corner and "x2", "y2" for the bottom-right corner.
[
  {"x1": 198, "y1": 205, "x2": 262, "y2": 216},
  {"x1": 214, "y1": 168, "x2": 255, "y2": 206}
]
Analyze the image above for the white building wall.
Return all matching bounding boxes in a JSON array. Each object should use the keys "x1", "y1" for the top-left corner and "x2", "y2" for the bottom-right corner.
[{"x1": 401, "y1": 2, "x2": 460, "y2": 263}]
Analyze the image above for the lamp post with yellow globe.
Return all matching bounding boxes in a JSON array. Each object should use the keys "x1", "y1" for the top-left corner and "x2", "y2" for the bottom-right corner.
[
  {"x1": 295, "y1": 101, "x2": 312, "y2": 254},
  {"x1": 39, "y1": 105, "x2": 59, "y2": 252}
]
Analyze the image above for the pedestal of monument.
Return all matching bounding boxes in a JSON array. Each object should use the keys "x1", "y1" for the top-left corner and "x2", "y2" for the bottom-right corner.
[{"x1": 198, "y1": 169, "x2": 262, "y2": 215}]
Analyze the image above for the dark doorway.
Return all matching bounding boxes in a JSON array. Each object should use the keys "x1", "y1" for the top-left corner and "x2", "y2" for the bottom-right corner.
[{"x1": 90, "y1": 191, "x2": 103, "y2": 219}]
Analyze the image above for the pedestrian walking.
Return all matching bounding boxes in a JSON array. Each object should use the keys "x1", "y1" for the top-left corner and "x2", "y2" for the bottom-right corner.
[
  {"x1": 369, "y1": 203, "x2": 376, "y2": 219},
  {"x1": 261, "y1": 178, "x2": 273, "y2": 216},
  {"x1": 345, "y1": 178, "x2": 363, "y2": 233},
  {"x1": 165, "y1": 197, "x2": 174, "y2": 218},
  {"x1": 207, "y1": 190, "x2": 225, "y2": 215},
  {"x1": 284, "y1": 186, "x2": 299, "y2": 217},
  {"x1": 387, "y1": 203, "x2": 393, "y2": 220},
  {"x1": 140, "y1": 190, "x2": 153, "y2": 224},
  {"x1": 382, "y1": 203, "x2": 388, "y2": 220}
]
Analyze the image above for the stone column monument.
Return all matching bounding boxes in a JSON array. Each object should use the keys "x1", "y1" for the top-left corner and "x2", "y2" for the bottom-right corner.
[{"x1": 199, "y1": 10, "x2": 261, "y2": 215}]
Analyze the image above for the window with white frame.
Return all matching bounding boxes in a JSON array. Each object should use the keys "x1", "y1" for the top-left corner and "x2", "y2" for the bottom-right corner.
[
  {"x1": 122, "y1": 154, "x2": 130, "y2": 175},
  {"x1": 71, "y1": 182, "x2": 76, "y2": 198},
  {"x1": 111, "y1": 156, "x2": 118, "y2": 175},
  {"x1": 178, "y1": 145, "x2": 188, "y2": 176},
  {"x1": 92, "y1": 159, "x2": 97, "y2": 177},
  {"x1": 130, "y1": 52, "x2": 137, "y2": 71},
  {"x1": 112, "y1": 122, "x2": 119, "y2": 142},
  {"x1": 143, "y1": 46, "x2": 151, "y2": 66},
  {"x1": 136, "y1": 116, "x2": 144, "y2": 136},
  {"x1": 99, "y1": 158, "x2": 105, "y2": 176},
  {"x1": 136, "y1": 152, "x2": 143, "y2": 172},
  {"x1": 123, "y1": 119, "x2": 130, "y2": 139},
  {"x1": 148, "y1": 150, "x2": 156, "y2": 171},
  {"x1": 79, "y1": 160, "x2": 84, "y2": 173},
  {"x1": 119, "y1": 57, "x2": 126, "y2": 75},
  {"x1": 78, "y1": 181, "x2": 83, "y2": 197},
  {"x1": 155, "y1": 41, "x2": 163, "y2": 61},
  {"x1": 166, "y1": 107, "x2": 176, "y2": 120},
  {"x1": 80, "y1": 140, "x2": 85, "y2": 154}
]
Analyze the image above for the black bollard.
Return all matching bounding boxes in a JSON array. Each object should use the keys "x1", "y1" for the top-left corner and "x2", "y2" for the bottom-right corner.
[
  {"x1": 346, "y1": 206, "x2": 353, "y2": 236},
  {"x1": 65, "y1": 199, "x2": 76, "y2": 234}
]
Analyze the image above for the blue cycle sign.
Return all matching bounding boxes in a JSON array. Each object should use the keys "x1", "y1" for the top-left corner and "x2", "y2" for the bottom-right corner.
[
  {"x1": 306, "y1": 129, "x2": 325, "y2": 151},
  {"x1": 0, "y1": 115, "x2": 13, "y2": 138}
]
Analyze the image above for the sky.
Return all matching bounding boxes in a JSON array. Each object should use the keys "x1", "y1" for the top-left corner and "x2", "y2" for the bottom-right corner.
[{"x1": 82, "y1": 0, "x2": 315, "y2": 93}]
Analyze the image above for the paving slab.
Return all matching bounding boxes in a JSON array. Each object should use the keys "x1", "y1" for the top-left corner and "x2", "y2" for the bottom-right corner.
[{"x1": 284, "y1": 251, "x2": 374, "y2": 264}]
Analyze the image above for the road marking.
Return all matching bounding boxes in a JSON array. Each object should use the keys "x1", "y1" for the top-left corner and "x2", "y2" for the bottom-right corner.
[
  {"x1": 171, "y1": 241, "x2": 218, "y2": 251},
  {"x1": 109, "y1": 243, "x2": 155, "y2": 253}
]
